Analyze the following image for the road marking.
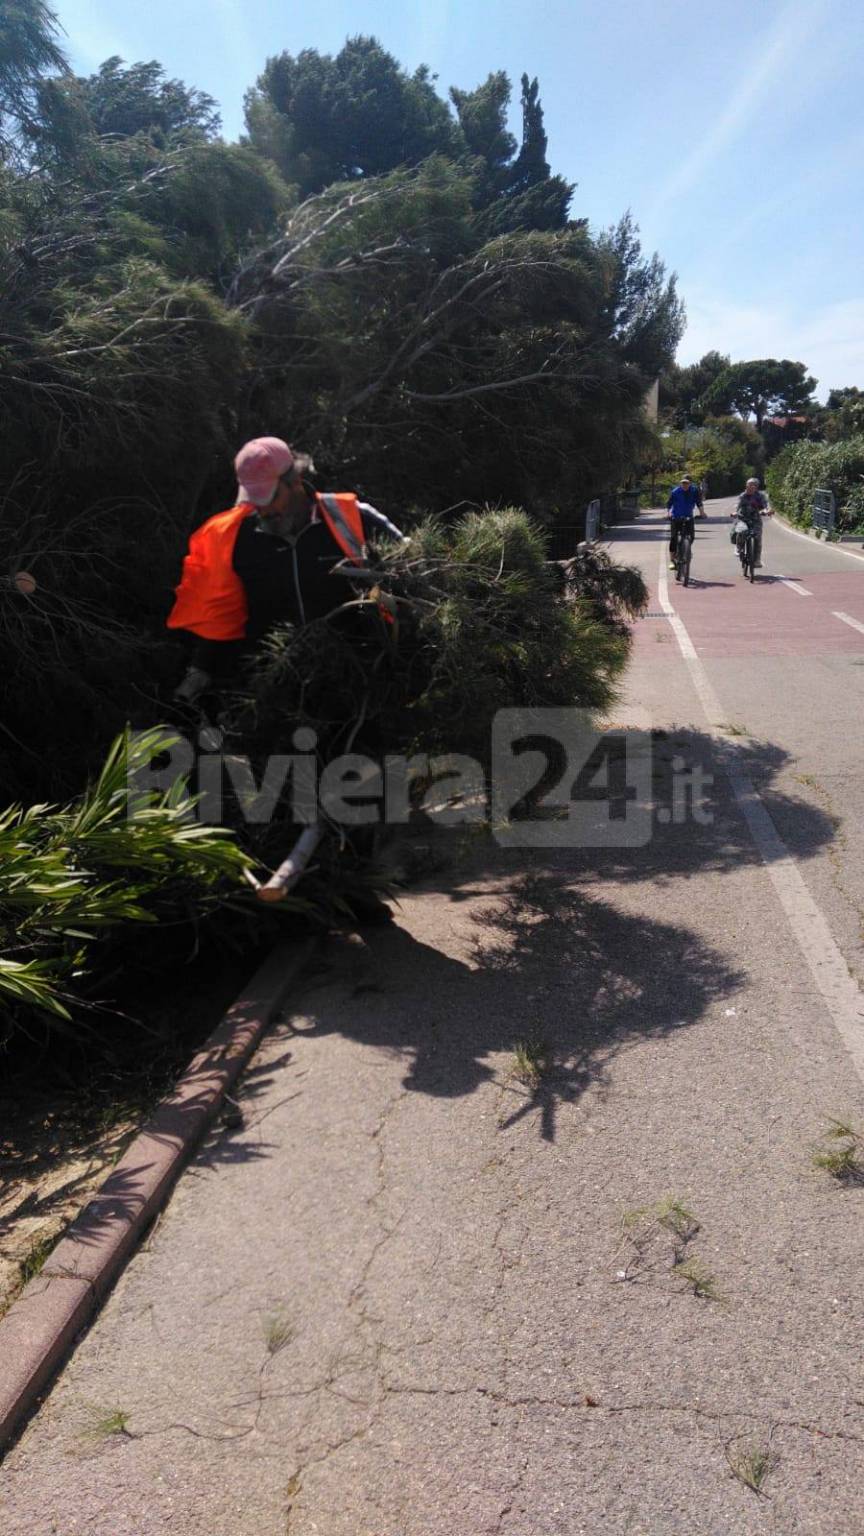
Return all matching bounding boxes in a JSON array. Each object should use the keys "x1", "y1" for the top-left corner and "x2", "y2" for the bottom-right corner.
[
  {"x1": 832, "y1": 610, "x2": 864, "y2": 636},
  {"x1": 657, "y1": 548, "x2": 864, "y2": 1085},
  {"x1": 772, "y1": 518, "x2": 864, "y2": 565},
  {"x1": 774, "y1": 576, "x2": 813, "y2": 596}
]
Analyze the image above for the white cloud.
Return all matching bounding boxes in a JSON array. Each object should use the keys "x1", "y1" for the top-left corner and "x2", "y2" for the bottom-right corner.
[{"x1": 679, "y1": 292, "x2": 864, "y2": 398}]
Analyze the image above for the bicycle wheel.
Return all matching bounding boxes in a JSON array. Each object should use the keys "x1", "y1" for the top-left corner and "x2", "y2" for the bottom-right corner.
[
  {"x1": 747, "y1": 535, "x2": 755, "y2": 582},
  {"x1": 681, "y1": 535, "x2": 692, "y2": 586}
]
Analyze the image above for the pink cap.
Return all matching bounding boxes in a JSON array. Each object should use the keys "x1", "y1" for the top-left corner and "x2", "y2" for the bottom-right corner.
[{"x1": 234, "y1": 437, "x2": 294, "y2": 506}]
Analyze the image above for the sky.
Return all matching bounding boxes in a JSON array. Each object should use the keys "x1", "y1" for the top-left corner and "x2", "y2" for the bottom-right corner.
[{"x1": 49, "y1": 0, "x2": 864, "y2": 398}]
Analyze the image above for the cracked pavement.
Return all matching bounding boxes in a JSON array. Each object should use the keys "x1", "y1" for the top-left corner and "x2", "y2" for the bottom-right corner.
[{"x1": 3, "y1": 507, "x2": 864, "y2": 1533}]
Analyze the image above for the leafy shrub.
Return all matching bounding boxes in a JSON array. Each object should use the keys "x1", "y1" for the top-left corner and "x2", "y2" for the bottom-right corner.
[
  {"x1": 766, "y1": 437, "x2": 864, "y2": 532},
  {"x1": 0, "y1": 729, "x2": 249, "y2": 1044}
]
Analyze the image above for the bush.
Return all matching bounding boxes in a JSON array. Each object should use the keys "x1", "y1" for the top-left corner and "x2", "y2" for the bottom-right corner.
[
  {"x1": 0, "y1": 729, "x2": 251, "y2": 1045},
  {"x1": 766, "y1": 437, "x2": 864, "y2": 532}
]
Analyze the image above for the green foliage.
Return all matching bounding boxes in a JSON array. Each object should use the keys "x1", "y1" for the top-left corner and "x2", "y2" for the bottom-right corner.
[
  {"x1": 244, "y1": 36, "x2": 464, "y2": 196},
  {"x1": 821, "y1": 386, "x2": 864, "y2": 443},
  {"x1": 145, "y1": 142, "x2": 290, "y2": 281},
  {"x1": 556, "y1": 543, "x2": 648, "y2": 634},
  {"x1": 452, "y1": 71, "x2": 573, "y2": 233},
  {"x1": 511, "y1": 1036, "x2": 552, "y2": 1088},
  {"x1": 811, "y1": 1118, "x2": 864, "y2": 1183},
  {"x1": 660, "y1": 350, "x2": 730, "y2": 427},
  {"x1": 22, "y1": 56, "x2": 222, "y2": 176},
  {"x1": 0, "y1": 28, "x2": 677, "y2": 829},
  {"x1": 0, "y1": 143, "x2": 258, "y2": 802},
  {"x1": 238, "y1": 509, "x2": 643, "y2": 792},
  {"x1": 766, "y1": 436, "x2": 864, "y2": 532},
  {"x1": 450, "y1": 71, "x2": 514, "y2": 184},
  {"x1": 725, "y1": 1437, "x2": 777, "y2": 1496},
  {"x1": 702, "y1": 358, "x2": 816, "y2": 431},
  {"x1": 0, "y1": 730, "x2": 248, "y2": 1043},
  {"x1": 0, "y1": 0, "x2": 67, "y2": 160},
  {"x1": 598, "y1": 213, "x2": 684, "y2": 380},
  {"x1": 672, "y1": 1255, "x2": 722, "y2": 1301},
  {"x1": 641, "y1": 415, "x2": 761, "y2": 499},
  {"x1": 69, "y1": 56, "x2": 220, "y2": 143},
  {"x1": 230, "y1": 161, "x2": 680, "y2": 516},
  {"x1": 405, "y1": 510, "x2": 632, "y2": 756},
  {"x1": 246, "y1": 45, "x2": 574, "y2": 235}
]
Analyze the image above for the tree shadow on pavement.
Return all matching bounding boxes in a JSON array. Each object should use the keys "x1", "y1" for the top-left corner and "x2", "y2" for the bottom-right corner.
[
  {"x1": 293, "y1": 867, "x2": 745, "y2": 1142},
  {"x1": 279, "y1": 718, "x2": 839, "y2": 1138},
  {"x1": 34, "y1": 1040, "x2": 306, "y2": 1252},
  {"x1": 403, "y1": 726, "x2": 835, "y2": 896},
  {"x1": 519, "y1": 725, "x2": 837, "y2": 887}
]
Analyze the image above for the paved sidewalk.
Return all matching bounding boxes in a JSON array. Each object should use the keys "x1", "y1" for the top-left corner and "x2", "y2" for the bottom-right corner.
[
  {"x1": 3, "y1": 834, "x2": 864, "y2": 1531},
  {"x1": 3, "y1": 511, "x2": 864, "y2": 1533}
]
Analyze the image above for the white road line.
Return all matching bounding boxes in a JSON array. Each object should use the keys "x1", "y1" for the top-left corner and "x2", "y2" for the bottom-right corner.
[
  {"x1": 658, "y1": 560, "x2": 725, "y2": 726},
  {"x1": 832, "y1": 610, "x2": 864, "y2": 636},
  {"x1": 657, "y1": 548, "x2": 864, "y2": 1085},
  {"x1": 774, "y1": 576, "x2": 813, "y2": 597},
  {"x1": 773, "y1": 517, "x2": 864, "y2": 565}
]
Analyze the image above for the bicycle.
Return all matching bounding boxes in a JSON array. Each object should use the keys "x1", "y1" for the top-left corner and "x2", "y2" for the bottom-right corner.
[
  {"x1": 674, "y1": 526, "x2": 693, "y2": 586},
  {"x1": 734, "y1": 520, "x2": 757, "y2": 582}
]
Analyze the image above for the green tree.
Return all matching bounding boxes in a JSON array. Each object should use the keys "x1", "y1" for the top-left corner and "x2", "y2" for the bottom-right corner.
[
  {"x1": 145, "y1": 142, "x2": 289, "y2": 281},
  {"x1": 826, "y1": 386, "x2": 863, "y2": 410},
  {"x1": 660, "y1": 349, "x2": 730, "y2": 426},
  {"x1": 449, "y1": 70, "x2": 514, "y2": 191},
  {"x1": 25, "y1": 55, "x2": 221, "y2": 171},
  {"x1": 0, "y1": 142, "x2": 250, "y2": 802},
  {"x1": 597, "y1": 212, "x2": 685, "y2": 379},
  {"x1": 490, "y1": 73, "x2": 572, "y2": 232},
  {"x1": 0, "y1": 0, "x2": 66, "y2": 159},
  {"x1": 229, "y1": 160, "x2": 680, "y2": 515},
  {"x1": 71, "y1": 56, "x2": 220, "y2": 142},
  {"x1": 510, "y1": 74, "x2": 548, "y2": 189},
  {"x1": 0, "y1": 29, "x2": 683, "y2": 813},
  {"x1": 703, "y1": 358, "x2": 816, "y2": 431},
  {"x1": 244, "y1": 36, "x2": 463, "y2": 196},
  {"x1": 450, "y1": 70, "x2": 572, "y2": 232},
  {"x1": 821, "y1": 386, "x2": 864, "y2": 442}
]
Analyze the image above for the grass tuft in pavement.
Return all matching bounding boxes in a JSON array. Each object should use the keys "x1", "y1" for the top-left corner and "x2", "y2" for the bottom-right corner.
[
  {"x1": 263, "y1": 1308, "x2": 295, "y2": 1357},
  {"x1": 812, "y1": 1118, "x2": 864, "y2": 1184},
  {"x1": 619, "y1": 1195, "x2": 722, "y2": 1300},
  {"x1": 622, "y1": 1195, "x2": 700, "y2": 1246},
  {"x1": 672, "y1": 1255, "x2": 723, "y2": 1301},
  {"x1": 80, "y1": 1405, "x2": 134, "y2": 1442},
  {"x1": 725, "y1": 1435, "x2": 777, "y2": 1495},
  {"x1": 511, "y1": 1037, "x2": 552, "y2": 1090}
]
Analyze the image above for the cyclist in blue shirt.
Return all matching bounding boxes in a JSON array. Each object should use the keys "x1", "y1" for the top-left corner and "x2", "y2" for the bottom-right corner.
[{"x1": 666, "y1": 475, "x2": 703, "y2": 568}]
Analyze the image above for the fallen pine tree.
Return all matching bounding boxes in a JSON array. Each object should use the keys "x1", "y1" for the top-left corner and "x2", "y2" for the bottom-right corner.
[{"x1": 1, "y1": 508, "x2": 647, "y2": 1054}]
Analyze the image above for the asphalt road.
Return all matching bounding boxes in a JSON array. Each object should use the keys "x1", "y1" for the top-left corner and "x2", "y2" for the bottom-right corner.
[{"x1": 3, "y1": 501, "x2": 864, "y2": 1534}]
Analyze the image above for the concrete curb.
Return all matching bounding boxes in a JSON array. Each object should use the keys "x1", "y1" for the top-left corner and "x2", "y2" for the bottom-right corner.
[
  {"x1": 774, "y1": 512, "x2": 864, "y2": 547},
  {"x1": 0, "y1": 939, "x2": 315, "y2": 1455}
]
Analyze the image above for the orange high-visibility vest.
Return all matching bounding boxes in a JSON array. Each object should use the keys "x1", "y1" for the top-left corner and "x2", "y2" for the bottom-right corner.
[{"x1": 166, "y1": 493, "x2": 367, "y2": 641}]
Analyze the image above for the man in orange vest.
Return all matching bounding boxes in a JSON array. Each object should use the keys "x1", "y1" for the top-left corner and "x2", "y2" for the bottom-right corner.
[{"x1": 168, "y1": 436, "x2": 403, "y2": 700}]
